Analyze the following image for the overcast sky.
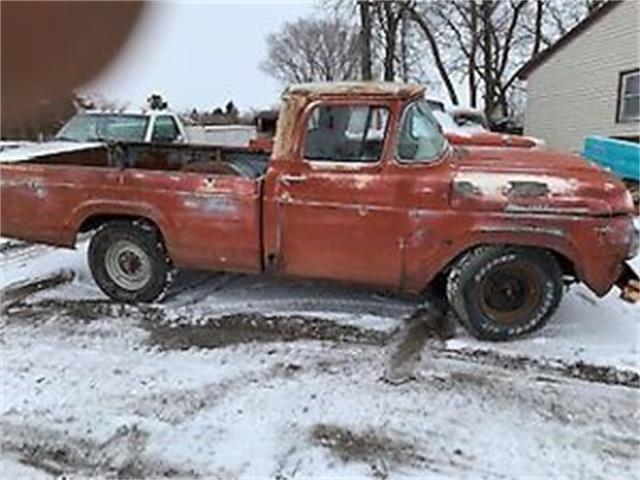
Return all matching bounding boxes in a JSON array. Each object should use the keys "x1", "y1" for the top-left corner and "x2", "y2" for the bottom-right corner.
[{"x1": 81, "y1": 1, "x2": 318, "y2": 113}]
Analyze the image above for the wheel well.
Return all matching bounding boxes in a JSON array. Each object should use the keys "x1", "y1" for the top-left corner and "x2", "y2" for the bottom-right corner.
[
  {"x1": 79, "y1": 214, "x2": 164, "y2": 240},
  {"x1": 442, "y1": 244, "x2": 576, "y2": 279}
]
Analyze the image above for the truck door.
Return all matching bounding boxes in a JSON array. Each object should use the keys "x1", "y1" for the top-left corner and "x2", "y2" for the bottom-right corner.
[{"x1": 270, "y1": 101, "x2": 404, "y2": 287}]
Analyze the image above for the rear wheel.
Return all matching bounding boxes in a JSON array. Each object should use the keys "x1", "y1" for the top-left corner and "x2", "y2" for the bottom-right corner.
[
  {"x1": 446, "y1": 246, "x2": 563, "y2": 341},
  {"x1": 88, "y1": 221, "x2": 172, "y2": 303}
]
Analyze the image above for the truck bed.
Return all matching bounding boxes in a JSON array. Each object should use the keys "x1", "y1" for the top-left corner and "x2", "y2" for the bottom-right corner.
[
  {"x1": 1, "y1": 141, "x2": 270, "y2": 178},
  {"x1": 0, "y1": 142, "x2": 269, "y2": 274}
]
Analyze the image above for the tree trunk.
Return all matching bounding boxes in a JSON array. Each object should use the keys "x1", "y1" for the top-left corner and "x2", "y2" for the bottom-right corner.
[
  {"x1": 358, "y1": 0, "x2": 373, "y2": 81},
  {"x1": 481, "y1": 0, "x2": 494, "y2": 121},
  {"x1": 381, "y1": 2, "x2": 400, "y2": 82},
  {"x1": 400, "y1": 7, "x2": 409, "y2": 82},
  {"x1": 533, "y1": 0, "x2": 543, "y2": 55},
  {"x1": 469, "y1": 0, "x2": 478, "y2": 108}
]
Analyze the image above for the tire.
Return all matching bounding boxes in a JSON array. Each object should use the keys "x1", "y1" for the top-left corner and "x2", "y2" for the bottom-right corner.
[
  {"x1": 446, "y1": 246, "x2": 563, "y2": 341},
  {"x1": 88, "y1": 221, "x2": 172, "y2": 303}
]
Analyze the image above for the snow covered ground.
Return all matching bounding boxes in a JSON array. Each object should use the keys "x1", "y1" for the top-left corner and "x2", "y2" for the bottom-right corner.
[{"x1": 1, "y1": 237, "x2": 638, "y2": 478}]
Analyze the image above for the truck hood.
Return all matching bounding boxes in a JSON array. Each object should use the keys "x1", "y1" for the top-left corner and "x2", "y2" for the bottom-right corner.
[
  {"x1": 449, "y1": 146, "x2": 635, "y2": 216},
  {"x1": 0, "y1": 141, "x2": 103, "y2": 163}
]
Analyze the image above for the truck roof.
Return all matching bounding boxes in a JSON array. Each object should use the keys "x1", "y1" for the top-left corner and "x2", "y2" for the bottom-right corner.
[{"x1": 285, "y1": 81, "x2": 424, "y2": 99}]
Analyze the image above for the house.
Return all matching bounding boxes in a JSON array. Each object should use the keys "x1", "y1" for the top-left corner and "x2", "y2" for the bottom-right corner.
[{"x1": 518, "y1": 1, "x2": 639, "y2": 152}]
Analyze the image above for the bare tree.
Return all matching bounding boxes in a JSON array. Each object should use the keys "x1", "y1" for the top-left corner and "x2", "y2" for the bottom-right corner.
[
  {"x1": 302, "y1": 0, "x2": 596, "y2": 122},
  {"x1": 261, "y1": 16, "x2": 360, "y2": 84},
  {"x1": 370, "y1": 1, "x2": 409, "y2": 81},
  {"x1": 408, "y1": 4, "x2": 460, "y2": 105},
  {"x1": 322, "y1": 0, "x2": 426, "y2": 83},
  {"x1": 410, "y1": 0, "x2": 595, "y2": 122}
]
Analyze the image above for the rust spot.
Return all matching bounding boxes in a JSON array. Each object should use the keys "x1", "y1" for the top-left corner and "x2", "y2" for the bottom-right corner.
[
  {"x1": 453, "y1": 180, "x2": 481, "y2": 197},
  {"x1": 506, "y1": 181, "x2": 550, "y2": 198},
  {"x1": 183, "y1": 195, "x2": 237, "y2": 215}
]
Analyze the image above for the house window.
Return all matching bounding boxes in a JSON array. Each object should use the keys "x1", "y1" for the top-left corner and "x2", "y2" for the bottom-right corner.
[{"x1": 617, "y1": 69, "x2": 639, "y2": 123}]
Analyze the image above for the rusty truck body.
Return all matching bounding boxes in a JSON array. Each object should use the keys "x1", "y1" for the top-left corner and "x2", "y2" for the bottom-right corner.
[{"x1": 1, "y1": 82, "x2": 638, "y2": 340}]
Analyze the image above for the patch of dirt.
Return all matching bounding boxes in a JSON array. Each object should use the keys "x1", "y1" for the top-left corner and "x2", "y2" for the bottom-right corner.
[
  {"x1": 2, "y1": 296, "x2": 387, "y2": 350},
  {"x1": 145, "y1": 313, "x2": 388, "y2": 350},
  {"x1": 310, "y1": 424, "x2": 427, "y2": 478},
  {"x1": 438, "y1": 347, "x2": 640, "y2": 389},
  {"x1": 3, "y1": 298, "x2": 157, "y2": 326},
  {"x1": 1, "y1": 422, "x2": 198, "y2": 478}
]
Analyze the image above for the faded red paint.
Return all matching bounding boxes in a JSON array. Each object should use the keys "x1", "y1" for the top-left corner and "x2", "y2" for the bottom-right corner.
[{"x1": 1, "y1": 83, "x2": 637, "y2": 300}]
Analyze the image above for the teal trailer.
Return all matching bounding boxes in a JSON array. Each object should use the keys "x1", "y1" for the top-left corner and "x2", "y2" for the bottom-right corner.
[{"x1": 583, "y1": 136, "x2": 640, "y2": 182}]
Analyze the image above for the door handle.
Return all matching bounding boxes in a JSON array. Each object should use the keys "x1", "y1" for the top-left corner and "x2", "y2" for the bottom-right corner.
[{"x1": 280, "y1": 174, "x2": 307, "y2": 186}]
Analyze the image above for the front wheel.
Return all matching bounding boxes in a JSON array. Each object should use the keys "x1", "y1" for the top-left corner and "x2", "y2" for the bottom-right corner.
[
  {"x1": 446, "y1": 246, "x2": 563, "y2": 341},
  {"x1": 88, "y1": 221, "x2": 172, "y2": 303}
]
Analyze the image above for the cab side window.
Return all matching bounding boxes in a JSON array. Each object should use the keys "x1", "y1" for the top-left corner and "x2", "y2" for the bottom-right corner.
[
  {"x1": 397, "y1": 100, "x2": 446, "y2": 163},
  {"x1": 304, "y1": 104, "x2": 389, "y2": 162},
  {"x1": 152, "y1": 116, "x2": 180, "y2": 142}
]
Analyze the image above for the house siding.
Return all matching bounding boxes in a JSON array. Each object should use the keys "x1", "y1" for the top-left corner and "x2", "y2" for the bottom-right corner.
[{"x1": 524, "y1": 0, "x2": 640, "y2": 152}]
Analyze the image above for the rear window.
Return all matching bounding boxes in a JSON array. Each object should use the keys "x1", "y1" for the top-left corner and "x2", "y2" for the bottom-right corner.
[{"x1": 56, "y1": 114, "x2": 149, "y2": 142}]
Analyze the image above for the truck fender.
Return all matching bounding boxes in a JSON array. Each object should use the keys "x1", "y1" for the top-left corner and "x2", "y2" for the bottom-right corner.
[
  {"x1": 401, "y1": 225, "x2": 584, "y2": 294},
  {"x1": 67, "y1": 200, "x2": 173, "y2": 247}
]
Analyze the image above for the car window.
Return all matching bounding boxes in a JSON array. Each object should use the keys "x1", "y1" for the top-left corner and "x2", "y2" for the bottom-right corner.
[
  {"x1": 56, "y1": 114, "x2": 149, "y2": 142},
  {"x1": 304, "y1": 105, "x2": 389, "y2": 163},
  {"x1": 397, "y1": 100, "x2": 446, "y2": 163},
  {"x1": 152, "y1": 116, "x2": 180, "y2": 142}
]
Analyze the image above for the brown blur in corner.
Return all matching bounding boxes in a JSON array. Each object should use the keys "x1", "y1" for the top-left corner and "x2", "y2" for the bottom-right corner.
[{"x1": 1, "y1": 1, "x2": 145, "y2": 133}]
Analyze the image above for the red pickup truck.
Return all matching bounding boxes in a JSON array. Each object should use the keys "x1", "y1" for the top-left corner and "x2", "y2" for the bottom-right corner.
[{"x1": 1, "y1": 82, "x2": 638, "y2": 340}]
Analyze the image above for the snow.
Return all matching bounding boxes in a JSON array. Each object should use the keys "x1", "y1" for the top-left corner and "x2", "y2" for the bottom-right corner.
[
  {"x1": 0, "y1": 454, "x2": 52, "y2": 479},
  {"x1": 1, "y1": 237, "x2": 638, "y2": 478},
  {"x1": 0, "y1": 141, "x2": 103, "y2": 163}
]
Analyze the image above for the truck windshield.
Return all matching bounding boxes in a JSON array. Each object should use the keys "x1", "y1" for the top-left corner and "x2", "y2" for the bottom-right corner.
[
  {"x1": 397, "y1": 100, "x2": 446, "y2": 162},
  {"x1": 56, "y1": 114, "x2": 149, "y2": 142}
]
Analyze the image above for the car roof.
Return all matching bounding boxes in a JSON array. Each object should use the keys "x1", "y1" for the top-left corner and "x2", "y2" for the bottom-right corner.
[{"x1": 81, "y1": 110, "x2": 178, "y2": 118}]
